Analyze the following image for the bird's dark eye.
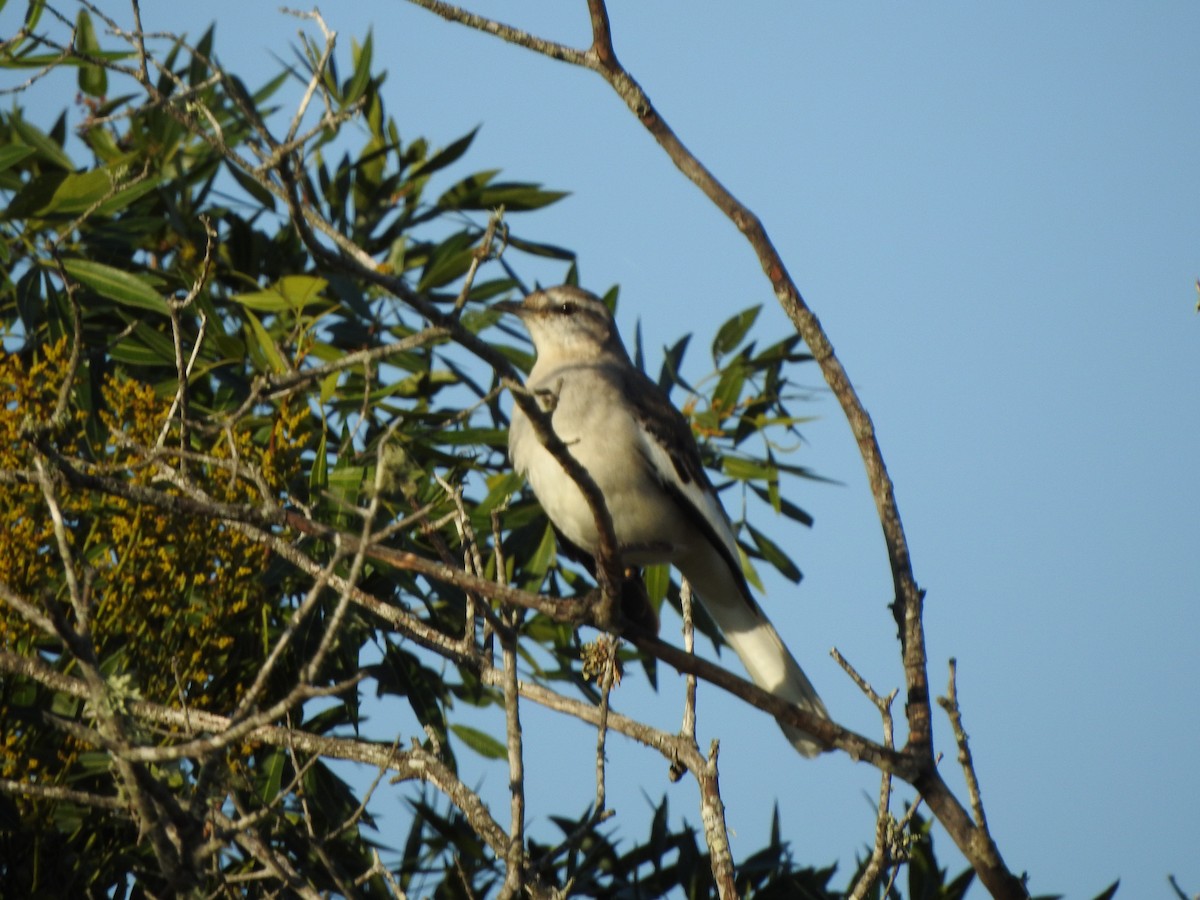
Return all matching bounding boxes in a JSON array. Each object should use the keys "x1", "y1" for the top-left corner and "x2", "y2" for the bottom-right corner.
[{"x1": 556, "y1": 302, "x2": 573, "y2": 315}]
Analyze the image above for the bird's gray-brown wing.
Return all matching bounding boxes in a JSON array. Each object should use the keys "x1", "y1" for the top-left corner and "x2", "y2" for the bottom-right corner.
[{"x1": 618, "y1": 365, "x2": 757, "y2": 608}]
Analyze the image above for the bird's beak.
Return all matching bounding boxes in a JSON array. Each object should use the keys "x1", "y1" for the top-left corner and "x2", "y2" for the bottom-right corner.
[{"x1": 494, "y1": 299, "x2": 525, "y2": 317}]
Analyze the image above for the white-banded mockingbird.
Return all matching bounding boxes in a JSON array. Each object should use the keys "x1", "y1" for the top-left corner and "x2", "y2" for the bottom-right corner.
[{"x1": 500, "y1": 285, "x2": 828, "y2": 756}]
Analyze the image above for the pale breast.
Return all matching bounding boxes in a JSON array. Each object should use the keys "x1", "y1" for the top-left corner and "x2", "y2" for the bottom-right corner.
[{"x1": 510, "y1": 362, "x2": 688, "y2": 561}]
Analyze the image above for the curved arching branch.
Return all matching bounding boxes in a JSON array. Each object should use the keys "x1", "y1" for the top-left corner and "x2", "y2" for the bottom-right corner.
[{"x1": 397, "y1": 2, "x2": 1027, "y2": 897}]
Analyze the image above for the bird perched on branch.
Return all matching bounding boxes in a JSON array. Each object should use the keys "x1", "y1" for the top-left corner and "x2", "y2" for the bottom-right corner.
[{"x1": 499, "y1": 285, "x2": 828, "y2": 756}]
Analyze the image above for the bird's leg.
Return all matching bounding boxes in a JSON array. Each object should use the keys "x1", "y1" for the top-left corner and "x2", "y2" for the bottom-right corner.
[{"x1": 616, "y1": 569, "x2": 659, "y2": 636}]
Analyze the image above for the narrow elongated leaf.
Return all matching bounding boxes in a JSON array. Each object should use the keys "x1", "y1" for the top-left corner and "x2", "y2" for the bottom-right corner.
[
  {"x1": 739, "y1": 545, "x2": 765, "y2": 593},
  {"x1": 643, "y1": 563, "x2": 670, "y2": 605},
  {"x1": 505, "y1": 232, "x2": 575, "y2": 260},
  {"x1": 109, "y1": 337, "x2": 169, "y2": 366},
  {"x1": 474, "y1": 471, "x2": 525, "y2": 519},
  {"x1": 227, "y1": 161, "x2": 277, "y2": 211},
  {"x1": 188, "y1": 25, "x2": 215, "y2": 87},
  {"x1": 658, "y1": 333, "x2": 692, "y2": 392},
  {"x1": 243, "y1": 308, "x2": 287, "y2": 373},
  {"x1": 232, "y1": 275, "x2": 328, "y2": 312},
  {"x1": 318, "y1": 370, "x2": 340, "y2": 405},
  {"x1": 525, "y1": 521, "x2": 558, "y2": 577},
  {"x1": 276, "y1": 275, "x2": 329, "y2": 308},
  {"x1": 722, "y1": 455, "x2": 777, "y2": 483},
  {"x1": 61, "y1": 258, "x2": 168, "y2": 314},
  {"x1": 711, "y1": 362, "x2": 746, "y2": 421},
  {"x1": 24, "y1": 0, "x2": 47, "y2": 31},
  {"x1": 10, "y1": 111, "x2": 74, "y2": 171},
  {"x1": 417, "y1": 233, "x2": 476, "y2": 291},
  {"x1": 712, "y1": 305, "x2": 761, "y2": 361},
  {"x1": 75, "y1": 10, "x2": 107, "y2": 97},
  {"x1": 745, "y1": 522, "x2": 802, "y2": 583},
  {"x1": 252, "y1": 69, "x2": 290, "y2": 105},
  {"x1": 749, "y1": 484, "x2": 814, "y2": 527},
  {"x1": 310, "y1": 428, "x2": 328, "y2": 491},
  {"x1": 326, "y1": 462, "x2": 369, "y2": 510},
  {"x1": 411, "y1": 127, "x2": 478, "y2": 178},
  {"x1": 342, "y1": 31, "x2": 373, "y2": 107},
  {"x1": 256, "y1": 748, "x2": 286, "y2": 803},
  {"x1": 449, "y1": 723, "x2": 507, "y2": 760},
  {"x1": 39, "y1": 167, "x2": 113, "y2": 214},
  {"x1": 3, "y1": 170, "x2": 66, "y2": 218},
  {"x1": 435, "y1": 169, "x2": 498, "y2": 210},
  {"x1": 0, "y1": 144, "x2": 35, "y2": 173},
  {"x1": 474, "y1": 182, "x2": 568, "y2": 212},
  {"x1": 95, "y1": 176, "x2": 162, "y2": 216}
]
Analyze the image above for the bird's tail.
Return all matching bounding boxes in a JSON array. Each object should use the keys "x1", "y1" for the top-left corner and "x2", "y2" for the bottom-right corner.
[
  {"x1": 680, "y1": 549, "x2": 828, "y2": 756},
  {"x1": 719, "y1": 610, "x2": 829, "y2": 757}
]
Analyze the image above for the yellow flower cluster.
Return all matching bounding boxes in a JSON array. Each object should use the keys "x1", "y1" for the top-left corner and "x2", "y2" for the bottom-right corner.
[{"x1": 0, "y1": 339, "x2": 306, "y2": 788}]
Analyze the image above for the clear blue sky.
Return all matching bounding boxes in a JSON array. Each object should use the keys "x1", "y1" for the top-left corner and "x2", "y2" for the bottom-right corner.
[{"x1": 6, "y1": 2, "x2": 1197, "y2": 896}]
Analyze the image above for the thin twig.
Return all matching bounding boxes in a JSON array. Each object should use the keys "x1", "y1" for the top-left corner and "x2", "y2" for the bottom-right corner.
[
  {"x1": 833, "y1": 647, "x2": 901, "y2": 900},
  {"x1": 937, "y1": 658, "x2": 988, "y2": 830},
  {"x1": 593, "y1": 636, "x2": 618, "y2": 813},
  {"x1": 452, "y1": 207, "x2": 506, "y2": 316}
]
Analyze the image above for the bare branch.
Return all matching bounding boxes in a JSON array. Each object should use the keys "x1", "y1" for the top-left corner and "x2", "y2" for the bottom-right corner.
[
  {"x1": 695, "y1": 744, "x2": 738, "y2": 900},
  {"x1": 395, "y1": 2, "x2": 1030, "y2": 895},
  {"x1": 0, "y1": 776, "x2": 127, "y2": 813},
  {"x1": 499, "y1": 621, "x2": 526, "y2": 900},
  {"x1": 833, "y1": 647, "x2": 902, "y2": 900}
]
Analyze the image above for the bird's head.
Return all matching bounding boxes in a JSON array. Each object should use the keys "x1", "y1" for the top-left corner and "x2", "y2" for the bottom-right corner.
[{"x1": 497, "y1": 286, "x2": 625, "y2": 362}]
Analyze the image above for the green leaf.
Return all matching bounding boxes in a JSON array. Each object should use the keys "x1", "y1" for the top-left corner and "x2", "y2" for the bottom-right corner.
[
  {"x1": 243, "y1": 308, "x2": 287, "y2": 374},
  {"x1": 38, "y1": 167, "x2": 113, "y2": 214},
  {"x1": 711, "y1": 362, "x2": 746, "y2": 421},
  {"x1": 411, "y1": 127, "x2": 478, "y2": 178},
  {"x1": 435, "y1": 169, "x2": 498, "y2": 210},
  {"x1": 109, "y1": 336, "x2": 167, "y2": 366},
  {"x1": 658, "y1": 333, "x2": 693, "y2": 392},
  {"x1": 417, "y1": 232, "x2": 476, "y2": 291},
  {"x1": 712, "y1": 305, "x2": 761, "y2": 361},
  {"x1": 745, "y1": 522, "x2": 802, "y2": 583},
  {"x1": 232, "y1": 275, "x2": 329, "y2": 312},
  {"x1": 0, "y1": 144, "x2": 35, "y2": 173},
  {"x1": 9, "y1": 110, "x2": 74, "y2": 171},
  {"x1": 128, "y1": 320, "x2": 178, "y2": 365},
  {"x1": 327, "y1": 461, "x2": 369, "y2": 511},
  {"x1": 226, "y1": 161, "x2": 277, "y2": 211},
  {"x1": 24, "y1": 0, "x2": 47, "y2": 31},
  {"x1": 318, "y1": 370, "x2": 340, "y2": 405},
  {"x1": 3, "y1": 170, "x2": 65, "y2": 218},
  {"x1": 643, "y1": 563, "x2": 670, "y2": 605},
  {"x1": 505, "y1": 232, "x2": 576, "y2": 261},
  {"x1": 526, "y1": 520, "x2": 558, "y2": 576},
  {"x1": 475, "y1": 471, "x2": 524, "y2": 519},
  {"x1": 310, "y1": 428, "x2": 328, "y2": 492},
  {"x1": 449, "y1": 723, "x2": 507, "y2": 760},
  {"x1": 342, "y1": 31, "x2": 373, "y2": 107},
  {"x1": 75, "y1": 9, "x2": 107, "y2": 97},
  {"x1": 722, "y1": 455, "x2": 777, "y2": 483},
  {"x1": 188, "y1": 25, "x2": 215, "y2": 87},
  {"x1": 60, "y1": 258, "x2": 168, "y2": 314},
  {"x1": 474, "y1": 181, "x2": 568, "y2": 212},
  {"x1": 739, "y1": 546, "x2": 765, "y2": 593},
  {"x1": 749, "y1": 484, "x2": 814, "y2": 527},
  {"x1": 94, "y1": 175, "x2": 162, "y2": 216},
  {"x1": 256, "y1": 748, "x2": 286, "y2": 803}
]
